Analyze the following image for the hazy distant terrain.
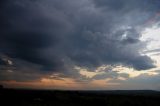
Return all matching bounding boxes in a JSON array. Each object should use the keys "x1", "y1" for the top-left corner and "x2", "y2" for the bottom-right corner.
[{"x1": 0, "y1": 89, "x2": 160, "y2": 106}]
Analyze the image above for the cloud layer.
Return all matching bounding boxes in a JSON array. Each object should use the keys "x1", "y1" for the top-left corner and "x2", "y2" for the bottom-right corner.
[{"x1": 0, "y1": 0, "x2": 160, "y2": 83}]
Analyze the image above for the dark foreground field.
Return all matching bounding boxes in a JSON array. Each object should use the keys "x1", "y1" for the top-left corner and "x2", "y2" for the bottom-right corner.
[{"x1": 0, "y1": 89, "x2": 160, "y2": 106}]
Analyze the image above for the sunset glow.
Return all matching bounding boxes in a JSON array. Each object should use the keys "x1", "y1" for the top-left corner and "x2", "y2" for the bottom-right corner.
[{"x1": 1, "y1": 0, "x2": 160, "y2": 90}]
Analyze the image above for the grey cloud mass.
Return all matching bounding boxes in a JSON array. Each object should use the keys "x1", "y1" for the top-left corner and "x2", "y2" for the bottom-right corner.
[{"x1": 0, "y1": 0, "x2": 159, "y2": 81}]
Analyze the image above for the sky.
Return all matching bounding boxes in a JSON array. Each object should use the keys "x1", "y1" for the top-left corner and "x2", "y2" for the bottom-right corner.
[{"x1": 1, "y1": 0, "x2": 160, "y2": 90}]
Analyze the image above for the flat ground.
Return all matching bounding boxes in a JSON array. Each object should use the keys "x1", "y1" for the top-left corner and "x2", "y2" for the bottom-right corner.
[{"x1": 0, "y1": 89, "x2": 160, "y2": 106}]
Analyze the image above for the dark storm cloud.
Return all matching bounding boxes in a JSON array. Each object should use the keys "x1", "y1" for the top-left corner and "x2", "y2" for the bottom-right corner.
[
  {"x1": 0, "y1": 58, "x2": 7, "y2": 66},
  {"x1": 0, "y1": 0, "x2": 73, "y2": 71},
  {"x1": 0, "y1": 0, "x2": 159, "y2": 81}
]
